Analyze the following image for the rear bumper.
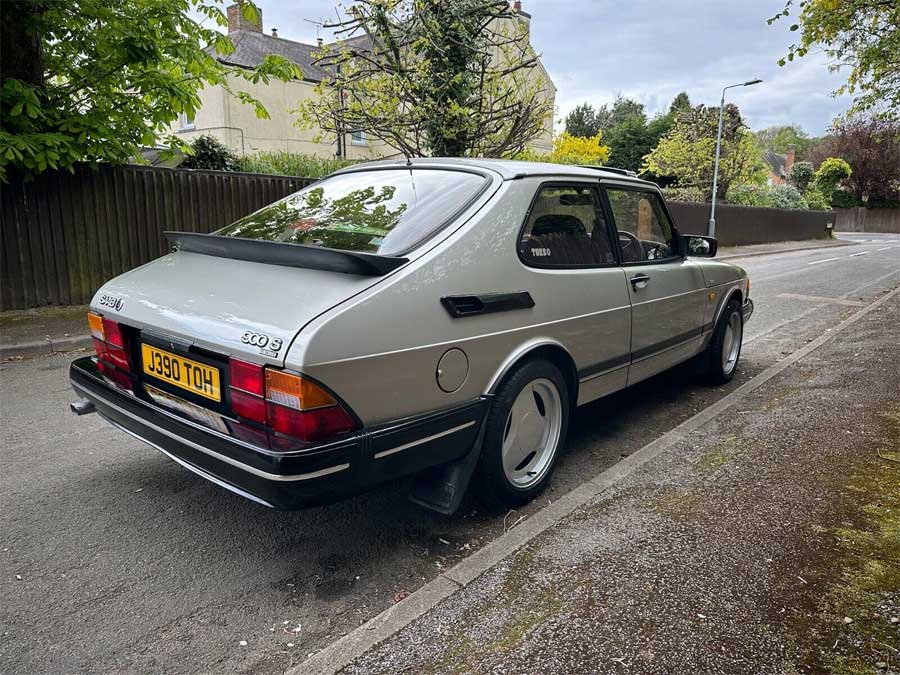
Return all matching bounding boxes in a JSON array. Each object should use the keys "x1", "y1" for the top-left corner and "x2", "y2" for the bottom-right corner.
[
  {"x1": 743, "y1": 298, "x2": 754, "y2": 323},
  {"x1": 70, "y1": 357, "x2": 487, "y2": 509}
]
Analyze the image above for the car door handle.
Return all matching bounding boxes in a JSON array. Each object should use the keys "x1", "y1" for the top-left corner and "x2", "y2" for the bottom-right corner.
[{"x1": 630, "y1": 273, "x2": 651, "y2": 290}]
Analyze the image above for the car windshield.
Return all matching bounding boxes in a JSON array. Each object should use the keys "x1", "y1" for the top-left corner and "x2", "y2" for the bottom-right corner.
[{"x1": 215, "y1": 169, "x2": 487, "y2": 256}]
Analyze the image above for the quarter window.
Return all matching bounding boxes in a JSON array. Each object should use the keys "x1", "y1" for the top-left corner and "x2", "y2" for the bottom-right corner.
[
  {"x1": 605, "y1": 188, "x2": 679, "y2": 262},
  {"x1": 519, "y1": 185, "x2": 615, "y2": 267}
]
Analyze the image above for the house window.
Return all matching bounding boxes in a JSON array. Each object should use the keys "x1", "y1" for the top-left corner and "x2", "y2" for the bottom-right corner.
[
  {"x1": 178, "y1": 112, "x2": 195, "y2": 131},
  {"x1": 350, "y1": 130, "x2": 367, "y2": 146}
]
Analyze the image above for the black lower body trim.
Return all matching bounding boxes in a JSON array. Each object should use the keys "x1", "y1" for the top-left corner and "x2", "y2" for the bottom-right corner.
[
  {"x1": 631, "y1": 327, "x2": 703, "y2": 362},
  {"x1": 70, "y1": 357, "x2": 488, "y2": 509}
]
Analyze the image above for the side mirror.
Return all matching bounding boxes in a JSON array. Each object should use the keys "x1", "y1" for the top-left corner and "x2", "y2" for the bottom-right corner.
[{"x1": 684, "y1": 235, "x2": 717, "y2": 258}]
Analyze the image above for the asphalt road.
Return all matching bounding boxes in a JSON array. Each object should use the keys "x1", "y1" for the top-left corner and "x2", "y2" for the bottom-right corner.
[{"x1": 2, "y1": 234, "x2": 899, "y2": 675}]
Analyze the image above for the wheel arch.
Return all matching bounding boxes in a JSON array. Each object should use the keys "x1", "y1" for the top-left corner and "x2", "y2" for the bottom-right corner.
[
  {"x1": 713, "y1": 287, "x2": 744, "y2": 328},
  {"x1": 485, "y1": 338, "x2": 578, "y2": 407}
]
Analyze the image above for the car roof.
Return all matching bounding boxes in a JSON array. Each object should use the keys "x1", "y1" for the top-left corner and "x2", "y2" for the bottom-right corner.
[{"x1": 336, "y1": 157, "x2": 658, "y2": 186}]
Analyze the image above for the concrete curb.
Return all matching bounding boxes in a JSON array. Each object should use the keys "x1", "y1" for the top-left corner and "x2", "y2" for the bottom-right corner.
[
  {"x1": 716, "y1": 240, "x2": 855, "y2": 260},
  {"x1": 291, "y1": 284, "x2": 900, "y2": 675},
  {"x1": 0, "y1": 334, "x2": 92, "y2": 360}
]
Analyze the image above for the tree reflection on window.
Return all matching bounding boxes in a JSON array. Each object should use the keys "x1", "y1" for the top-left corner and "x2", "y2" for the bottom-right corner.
[
  {"x1": 214, "y1": 169, "x2": 486, "y2": 255},
  {"x1": 220, "y1": 186, "x2": 407, "y2": 251}
]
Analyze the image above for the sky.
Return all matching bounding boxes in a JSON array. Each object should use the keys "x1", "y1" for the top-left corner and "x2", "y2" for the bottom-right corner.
[{"x1": 234, "y1": 0, "x2": 854, "y2": 136}]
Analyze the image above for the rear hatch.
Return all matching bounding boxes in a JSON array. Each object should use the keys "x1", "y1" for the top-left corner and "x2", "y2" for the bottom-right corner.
[
  {"x1": 89, "y1": 165, "x2": 493, "y2": 434},
  {"x1": 94, "y1": 248, "x2": 378, "y2": 365}
]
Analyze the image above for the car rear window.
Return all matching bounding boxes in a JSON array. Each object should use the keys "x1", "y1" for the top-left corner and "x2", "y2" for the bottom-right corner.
[{"x1": 215, "y1": 169, "x2": 487, "y2": 256}]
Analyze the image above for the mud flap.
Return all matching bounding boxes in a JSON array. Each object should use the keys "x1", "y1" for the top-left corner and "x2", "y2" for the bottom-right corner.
[{"x1": 408, "y1": 400, "x2": 491, "y2": 515}]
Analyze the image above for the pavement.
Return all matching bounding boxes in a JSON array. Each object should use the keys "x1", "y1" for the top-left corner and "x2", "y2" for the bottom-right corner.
[
  {"x1": 330, "y1": 273, "x2": 900, "y2": 675},
  {"x1": 1, "y1": 233, "x2": 899, "y2": 675}
]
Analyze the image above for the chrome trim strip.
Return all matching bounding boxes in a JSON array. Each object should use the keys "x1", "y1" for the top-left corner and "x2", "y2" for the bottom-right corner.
[
  {"x1": 373, "y1": 421, "x2": 476, "y2": 460},
  {"x1": 73, "y1": 382, "x2": 350, "y2": 482},
  {"x1": 102, "y1": 416, "x2": 275, "y2": 507}
]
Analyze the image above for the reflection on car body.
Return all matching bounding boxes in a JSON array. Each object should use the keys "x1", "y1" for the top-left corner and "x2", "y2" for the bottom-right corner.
[{"x1": 70, "y1": 158, "x2": 752, "y2": 514}]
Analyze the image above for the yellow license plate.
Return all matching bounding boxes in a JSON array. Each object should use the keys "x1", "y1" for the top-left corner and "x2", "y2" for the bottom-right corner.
[{"x1": 141, "y1": 344, "x2": 221, "y2": 402}]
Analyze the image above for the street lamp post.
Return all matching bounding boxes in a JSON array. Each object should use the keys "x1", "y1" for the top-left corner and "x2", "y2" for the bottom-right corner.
[{"x1": 708, "y1": 78, "x2": 762, "y2": 238}]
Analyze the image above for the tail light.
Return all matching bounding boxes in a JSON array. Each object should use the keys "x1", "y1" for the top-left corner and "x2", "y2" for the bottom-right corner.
[
  {"x1": 88, "y1": 312, "x2": 133, "y2": 374},
  {"x1": 228, "y1": 358, "x2": 358, "y2": 445}
]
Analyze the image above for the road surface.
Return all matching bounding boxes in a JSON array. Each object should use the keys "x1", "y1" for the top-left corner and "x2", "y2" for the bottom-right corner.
[{"x1": 1, "y1": 233, "x2": 898, "y2": 675}]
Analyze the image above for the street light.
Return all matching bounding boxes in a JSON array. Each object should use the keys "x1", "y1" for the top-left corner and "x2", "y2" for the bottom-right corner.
[{"x1": 708, "y1": 78, "x2": 763, "y2": 237}]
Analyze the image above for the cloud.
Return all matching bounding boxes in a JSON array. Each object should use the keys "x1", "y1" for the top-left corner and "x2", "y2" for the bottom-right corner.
[{"x1": 250, "y1": 0, "x2": 854, "y2": 135}]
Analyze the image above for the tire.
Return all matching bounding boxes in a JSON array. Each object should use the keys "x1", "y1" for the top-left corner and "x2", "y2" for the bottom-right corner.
[
  {"x1": 476, "y1": 359, "x2": 569, "y2": 507},
  {"x1": 697, "y1": 297, "x2": 744, "y2": 385}
]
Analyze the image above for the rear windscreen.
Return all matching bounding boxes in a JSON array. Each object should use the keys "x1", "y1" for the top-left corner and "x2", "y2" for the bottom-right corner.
[{"x1": 215, "y1": 169, "x2": 488, "y2": 255}]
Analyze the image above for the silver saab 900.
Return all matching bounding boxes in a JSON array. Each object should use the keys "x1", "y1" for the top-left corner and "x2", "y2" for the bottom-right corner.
[{"x1": 70, "y1": 159, "x2": 752, "y2": 513}]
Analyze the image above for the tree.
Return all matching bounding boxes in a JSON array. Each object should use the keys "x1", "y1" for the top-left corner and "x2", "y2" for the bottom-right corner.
[
  {"x1": 594, "y1": 95, "x2": 646, "y2": 131},
  {"x1": 604, "y1": 113, "x2": 671, "y2": 173},
  {"x1": 668, "y1": 92, "x2": 691, "y2": 115},
  {"x1": 565, "y1": 103, "x2": 602, "y2": 138},
  {"x1": 180, "y1": 135, "x2": 238, "y2": 171},
  {"x1": 546, "y1": 132, "x2": 610, "y2": 166},
  {"x1": 754, "y1": 124, "x2": 813, "y2": 157},
  {"x1": 770, "y1": 0, "x2": 900, "y2": 119},
  {"x1": 0, "y1": 0, "x2": 302, "y2": 179},
  {"x1": 789, "y1": 161, "x2": 815, "y2": 192},
  {"x1": 642, "y1": 103, "x2": 766, "y2": 200},
  {"x1": 813, "y1": 157, "x2": 852, "y2": 203},
  {"x1": 297, "y1": 0, "x2": 552, "y2": 158},
  {"x1": 817, "y1": 116, "x2": 900, "y2": 204}
]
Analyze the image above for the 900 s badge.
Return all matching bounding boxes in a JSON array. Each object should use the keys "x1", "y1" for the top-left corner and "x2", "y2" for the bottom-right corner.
[
  {"x1": 241, "y1": 331, "x2": 283, "y2": 356},
  {"x1": 98, "y1": 294, "x2": 124, "y2": 311}
]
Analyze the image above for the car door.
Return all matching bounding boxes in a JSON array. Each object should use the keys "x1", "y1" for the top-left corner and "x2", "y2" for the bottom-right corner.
[
  {"x1": 518, "y1": 182, "x2": 632, "y2": 404},
  {"x1": 601, "y1": 183, "x2": 708, "y2": 385}
]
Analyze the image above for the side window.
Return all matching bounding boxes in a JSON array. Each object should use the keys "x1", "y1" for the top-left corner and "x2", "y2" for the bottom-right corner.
[
  {"x1": 519, "y1": 185, "x2": 615, "y2": 267},
  {"x1": 605, "y1": 188, "x2": 679, "y2": 263}
]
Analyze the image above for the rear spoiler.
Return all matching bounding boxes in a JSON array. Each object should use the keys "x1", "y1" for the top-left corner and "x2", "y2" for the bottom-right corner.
[{"x1": 164, "y1": 232, "x2": 409, "y2": 277}]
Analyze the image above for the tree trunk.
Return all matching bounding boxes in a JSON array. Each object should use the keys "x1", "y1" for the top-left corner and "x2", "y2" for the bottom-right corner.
[{"x1": 1, "y1": 1, "x2": 45, "y2": 87}]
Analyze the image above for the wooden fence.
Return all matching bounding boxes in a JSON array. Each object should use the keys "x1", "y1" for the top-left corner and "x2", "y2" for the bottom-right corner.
[
  {"x1": 2, "y1": 164, "x2": 839, "y2": 310},
  {"x1": 1, "y1": 165, "x2": 313, "y2": 310},
  {"x1": 666, "y1": 201, "x2": 834, "y2": 247},
  {"x1": 833, "y1": 207, "x2": 900, "y2": 234}
]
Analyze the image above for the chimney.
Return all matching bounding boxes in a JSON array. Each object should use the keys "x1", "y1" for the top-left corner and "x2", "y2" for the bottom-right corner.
[
  {"x1": 785, "y1": 144, "x2": 796, "y2": 176},
  {"x1": 317, "y1": 36, "x2": 324, "y2": 47},
  {"x1": 511, "y1": 0, "x2": 530, "y2": 35},
  {"x1": 271, "y1": 27, "x2": 278, "y2": 37},
  {"x1": 226, "y1": 2, "x2": 262, "y2": 34}
]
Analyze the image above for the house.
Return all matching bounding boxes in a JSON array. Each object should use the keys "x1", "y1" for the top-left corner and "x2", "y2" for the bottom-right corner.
[
  {"x1": 169, "y1": 1, "x2": 556, "y2": 160},
  {"x1": 763, "y1": 144, "x2": 795, "y2": 186}
]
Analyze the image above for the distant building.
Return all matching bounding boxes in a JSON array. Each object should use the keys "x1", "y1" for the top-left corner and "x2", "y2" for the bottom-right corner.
[
  {"x1": 763, "y1": 144, "x2": 796, "y2": 186},
  {"x1": 168, "y1": 1, "x2": 556, "y2": 160}
]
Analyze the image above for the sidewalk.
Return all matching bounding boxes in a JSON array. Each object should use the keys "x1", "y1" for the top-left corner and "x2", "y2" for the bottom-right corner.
[
  {"x1": 0, "y1": 305, "x2": 89, "y2": 359},
  {"x1": 716, "y1": 237, "x2": 853, "y2": 259},
  {"x1": 0, "y1": 239, "x2": 851, "y2": 359},
  {"x1": 321, "y1": 293, "x2": 900, "y2": 675}
]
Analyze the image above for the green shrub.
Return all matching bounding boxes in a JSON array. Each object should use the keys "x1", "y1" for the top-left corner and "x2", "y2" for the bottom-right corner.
[
  {"x1": 789, "y1": 161, "x2": 815, "y2": 192},
  {"x1": 180, "y1": 135, "x2": 239, "y2": 171},
  {"x1": 804, "y1": 189, "x2": 831, "y2": 210},
  {"x1": 831, "y1": 189, "x2": 860, "y2": 208},
  {"x1": 664, "y1": 186, "x2": 705, "y2": 202},
  {"x1": 236, "y1": 151, "x2": 359, "y2": 178},
  {"x1": 726, "y1": 183, "x2": 810, "y2": 209},
  {"x1": 726, "y1": 184, "x2": 771, "y2": 207},
  {"x1": 769, "y1": 184, "x2": 808, "y2": 209}
]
